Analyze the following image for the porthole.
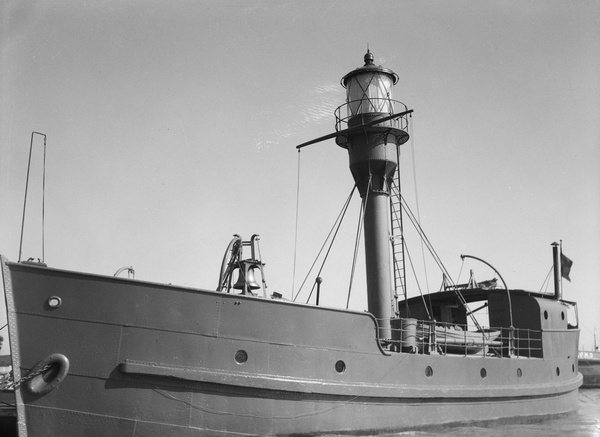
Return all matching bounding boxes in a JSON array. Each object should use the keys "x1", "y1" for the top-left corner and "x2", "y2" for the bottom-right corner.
[
  {"x1": 47, "y1": 296, "x2": 62, "y2": 309},
  {"x1": 544, "y1": 310, "x2": 549, "y2": 320},
  {"x1": 234, "y1": 350, "x2": 248, "y2": 364},
  {"x1": 335, "y1": 360, "x2": 346, "y2": 373},
  {"x1": 556, "y1": 367, "x2": 560, "y2": 376},
  {"x1": 517, "y1": 368, "x2": 522, "y2": 378},
  {"x1": 480, "y1": 368, "x2": 487, "y2": 378},
  {"x1": 561, "y1": 311, "x2": 565, "y2": 321},
  {"x1": 425, "y1": 366, "x2": 433, "y2": 377}
]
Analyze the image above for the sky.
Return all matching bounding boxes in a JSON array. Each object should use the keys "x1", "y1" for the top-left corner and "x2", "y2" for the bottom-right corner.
[{"x1": 1, "y1": 0, "x2": 599, "y2": 349}]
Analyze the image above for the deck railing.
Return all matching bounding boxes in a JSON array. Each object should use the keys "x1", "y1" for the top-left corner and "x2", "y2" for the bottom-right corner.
[{"x1": 385, "y1": 318, "x2": 543, "y2": 358}]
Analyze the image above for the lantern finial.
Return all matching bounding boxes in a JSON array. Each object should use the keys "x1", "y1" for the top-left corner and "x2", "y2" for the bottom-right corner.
[{"x1": 364, "y1": 49, "x2": 374, "y2": 66}]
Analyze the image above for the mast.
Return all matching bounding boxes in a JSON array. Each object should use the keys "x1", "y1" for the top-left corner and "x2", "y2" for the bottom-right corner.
[{"x1": 335, "y1": 51, "x2": 410, "y2": 339}]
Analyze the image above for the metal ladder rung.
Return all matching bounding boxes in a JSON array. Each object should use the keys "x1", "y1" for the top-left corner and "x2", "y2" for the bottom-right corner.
[{"x1": 389, "y1": 179, "x2": 406, "y2": 310}]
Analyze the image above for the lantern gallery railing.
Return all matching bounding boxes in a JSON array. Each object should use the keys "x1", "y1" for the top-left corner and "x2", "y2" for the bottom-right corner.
[
  {"x1": 385, "y1": 317, "x2": 543, "y2": 358},
  {"x1": 335, "y1": 98, "x2": 410, "y2": 132}
]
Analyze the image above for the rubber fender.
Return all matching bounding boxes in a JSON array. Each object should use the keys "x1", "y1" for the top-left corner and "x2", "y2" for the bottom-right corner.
[{"x1": 25, "y1": 353, "x2": 70, "y2": 395}]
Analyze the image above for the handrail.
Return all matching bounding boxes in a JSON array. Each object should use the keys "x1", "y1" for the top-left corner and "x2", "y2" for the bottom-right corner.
[
  {"x1": 295, "y1": 108, "x2": 413, "y2": 150},
  {"x1": 334, "y1": 98, "x2": 409, "y2": 132},
  {"x1": 387, "y1": 317, "x2": 541, "y2": 358}
]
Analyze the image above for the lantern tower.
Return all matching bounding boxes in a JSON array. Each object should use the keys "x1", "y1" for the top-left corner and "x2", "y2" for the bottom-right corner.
[{"x1": 335, "y1": 50, "x2": 410, "y2": 339}]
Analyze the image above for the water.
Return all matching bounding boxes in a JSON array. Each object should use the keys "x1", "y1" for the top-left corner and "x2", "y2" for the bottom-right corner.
[
  {"x1": 331, "y1": 389, "x2": 600, "y2": 437},
  {"x1": 400, "y1": 389, "x2": 599, "y2": 437}
]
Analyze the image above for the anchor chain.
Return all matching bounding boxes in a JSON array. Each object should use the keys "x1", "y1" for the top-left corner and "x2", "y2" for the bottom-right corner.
[{"x1": 1, "y1": 364, "x2": 52, "y2": 391}]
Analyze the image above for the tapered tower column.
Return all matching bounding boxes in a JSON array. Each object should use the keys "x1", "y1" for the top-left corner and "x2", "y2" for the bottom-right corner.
[
  {"x1": 363, "y1": 185, "x2": 393, "y2": 333},
  {"x1": 335, "y1": 51, "x2": 410, "y2": 339}
]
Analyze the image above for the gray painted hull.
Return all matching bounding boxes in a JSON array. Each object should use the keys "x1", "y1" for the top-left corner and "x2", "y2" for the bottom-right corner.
[{"x1": 2, "y1": 258, "x2": 582, "y2": 436}]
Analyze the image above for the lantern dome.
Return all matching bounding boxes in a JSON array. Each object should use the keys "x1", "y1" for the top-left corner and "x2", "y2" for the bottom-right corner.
[
  {"x1": 340, "y1": 50, "x2": 399, "y2": 88},
  {"x1": 340, "y1": 50, "x2": 400, "y2": 121}
]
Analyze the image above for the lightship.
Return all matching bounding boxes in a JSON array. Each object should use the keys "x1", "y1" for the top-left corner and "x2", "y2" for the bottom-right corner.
[{"x1": 1, "y1": 51, "x2": 582, "y2": 436}]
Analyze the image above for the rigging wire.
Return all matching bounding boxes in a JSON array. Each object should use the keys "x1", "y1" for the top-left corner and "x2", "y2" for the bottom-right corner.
[
  {"x1": 303, "y1": 186, "x2": 356, "y2": 304},
  {"x1": 455, "y1": 257, "x2": 466, "y2": 289},
  {"x1": 293, "y1": 185, "x2": 357, "y2": 303},
  {"x1": 400, "y1": 195, "x2": 484, "y2": 331},
  {"x1": 391, "y1": 117, "x2": 480, "y2": 327},
  {"x1": 539, "y1": 265, "x2": 554, "y2": 294},
  {"x1": 346, "y1": 176, "x2": 370, "y2": 309},
  {"x1": 18, "y1": 132, "x2": 47, "y2": 263},
  {"x1": 401, "y1": 234, "x2": 432, "y2": 320},
  {"x1": 255, "y1": 237, "x2": 267, "y2": 293},
  {"x1": 42, "y1": 135, "x2": 47, "y2": 262},
  {"x1": 291, "y1": 149, "x2": 302, "y2": 299},
  {"x1": 400, "y1": 196, "x2": 454, "y2": 284},
  {"x1": 408, "y1": 118, "x2": 430, "y2": 293}
]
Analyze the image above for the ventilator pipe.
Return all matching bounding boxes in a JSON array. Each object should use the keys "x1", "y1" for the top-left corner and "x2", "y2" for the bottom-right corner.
[{"x1": 552, "y1": 242, "x2": 561, "y2": 300}]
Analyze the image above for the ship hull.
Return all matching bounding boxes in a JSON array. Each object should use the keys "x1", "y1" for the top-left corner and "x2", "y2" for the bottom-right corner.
[
  {"x1": 14, "y1": 388, "x2": 581, "y2": 436},
  {"x1": 2, "y1": 258, "x2": 582, "y2": 436}
]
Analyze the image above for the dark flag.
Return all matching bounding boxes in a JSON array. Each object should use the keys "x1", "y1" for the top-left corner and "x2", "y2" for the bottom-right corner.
[{"x1": 561, "y1": 253, "x2": 573, "y2": 282}]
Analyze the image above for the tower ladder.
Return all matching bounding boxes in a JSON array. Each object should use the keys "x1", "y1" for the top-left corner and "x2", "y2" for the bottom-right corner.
[{"x1": 389, "y1": 148, "x2": 407, "y2": 316}]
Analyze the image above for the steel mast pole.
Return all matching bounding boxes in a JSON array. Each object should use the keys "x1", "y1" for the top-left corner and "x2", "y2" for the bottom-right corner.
[{"x1": 335, "y1": 51, "x2": 410, "y2": 340}]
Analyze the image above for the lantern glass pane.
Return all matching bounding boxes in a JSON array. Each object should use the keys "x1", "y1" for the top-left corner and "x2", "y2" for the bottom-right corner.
[{"x1": 346, "y1": 72, "x2": 394, "y2": 116}]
